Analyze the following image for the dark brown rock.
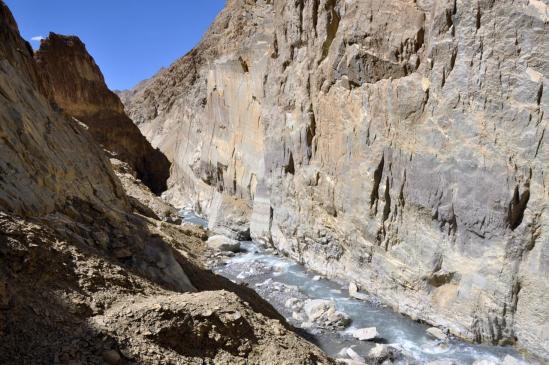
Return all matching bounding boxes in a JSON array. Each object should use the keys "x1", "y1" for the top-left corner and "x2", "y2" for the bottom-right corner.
[{"x1": 34, "y1": 33, "x2": 170, "y2": 195}]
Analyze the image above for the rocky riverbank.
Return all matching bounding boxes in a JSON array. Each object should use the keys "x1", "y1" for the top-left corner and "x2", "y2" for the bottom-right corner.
[{"x1": 203, "y1": 238, "x2": 538, "y2": 365}]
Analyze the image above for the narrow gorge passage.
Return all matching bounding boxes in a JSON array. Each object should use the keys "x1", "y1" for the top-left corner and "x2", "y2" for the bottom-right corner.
[
  {"x1": 3, "y1": 0, "x2": 546, "y2": 363},
  {"x1": 182, "y1": 210, "x2": 531, "y2": 365}
]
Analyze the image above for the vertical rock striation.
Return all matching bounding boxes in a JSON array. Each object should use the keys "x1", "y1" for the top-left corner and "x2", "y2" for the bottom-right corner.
[
  {"x1": 35, "y1": 33, "x2": 171, "y2": 195},
  {"x1": 123, "y1": 0, "x2": 548, "y2": 359}
]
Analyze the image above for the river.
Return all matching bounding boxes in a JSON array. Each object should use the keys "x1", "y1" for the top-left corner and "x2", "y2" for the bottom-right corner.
[{"x1": 181, "y1": 210, "x2": 535, "y2": 365}]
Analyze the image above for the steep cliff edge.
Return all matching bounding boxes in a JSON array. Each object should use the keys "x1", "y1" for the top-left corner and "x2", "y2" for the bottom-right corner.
[
  {"x1": 122, "y1": 0, "x2": 548, "y2": 359},
  {"x1": 34, "y1": 33, "x2": 170, "y2": 195},
  {"x1": 0, "y1": 2, "x2": 334, "y2": 363}
]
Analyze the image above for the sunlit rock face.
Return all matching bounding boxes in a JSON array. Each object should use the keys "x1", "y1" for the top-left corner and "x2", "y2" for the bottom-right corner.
[
  {"x1": 122, "y1": 0, "x2": 548, "y2": 358},
  {"x1": 35, "y1": 33, "x2": 171, "y2": 195},
  {"x1": 0, "y1": 5, "x2": 128, "y2": 217}
]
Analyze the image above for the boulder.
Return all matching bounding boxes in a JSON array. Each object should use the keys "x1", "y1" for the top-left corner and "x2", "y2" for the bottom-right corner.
[
  {"x1": 368, "y1": 344, "x2": 391, "y2": 363},
  {"x1": 348, "y1": 281, "x2": 369, "y2": 301},
  {"x1": 351, "y1": 327, "x2": 379, "y2": 341},
  {"x1": 206, "y1": 235, "x2": 241, "y2": 252},
  {"x1": 292, "y1": 311, "x2": 305, "y2": 322},
  {"x1": 349, "y1": 281, "x2": 359, "y2": 295},
  {"x1": 426, "y1": 327, "x2": 448, "y2": 341},
  {"x1": 303, "y1": 299, "x2": 350, "y2": 328},
  {"x1": 345, "y1": 347, "x2": 366, "y2": 363},
  {"x1": 285, "y1": 298, "x2": 303, "y2": 311},
  {"x1": 303, "y1": 299, "x2": 333, "y2": 321}
]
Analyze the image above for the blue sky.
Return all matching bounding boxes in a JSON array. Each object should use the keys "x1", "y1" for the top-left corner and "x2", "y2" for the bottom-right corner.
[{"x1": 5, "y1": 0, "x2": 226, "y2": 90}]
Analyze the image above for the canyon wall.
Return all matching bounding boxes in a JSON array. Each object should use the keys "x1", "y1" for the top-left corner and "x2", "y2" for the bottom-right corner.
[
  {"x1": 35, "y1": 33, "x2": 170, "y2": 194},
  {"x1": 122, "y1": 0, "x2": 548, "y2": 359},
  {"x1": 0, "y1": 2, "x2": 334, "y2": 363},
  {"x1": 0, "y1": 6, "x2": 128, "y2": 217},
  {"x1": 0, "y1": 0, "x2": 195, "y2": 294}
]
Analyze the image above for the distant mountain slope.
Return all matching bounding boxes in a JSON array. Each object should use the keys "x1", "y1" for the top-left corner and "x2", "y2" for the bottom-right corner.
[{"x1": 35, "y1": 33, "x2": 171, "y2": 195}]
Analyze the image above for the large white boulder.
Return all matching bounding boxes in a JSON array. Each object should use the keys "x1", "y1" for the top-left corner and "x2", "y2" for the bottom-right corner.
[{"x1": 351, "y1": 326, "x2": 379, "y2": 341}]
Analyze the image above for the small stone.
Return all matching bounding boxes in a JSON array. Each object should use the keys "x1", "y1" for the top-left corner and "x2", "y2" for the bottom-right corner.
[
  {"x1": 202, "y1": 310, "x2": 214, "y2": 317},
  {"x1": 272, "y1": 323, "x2": 284, "y2": 336},
  {"x1": 102, "y1": 350, "x2": 121, "y2": 365},
  {"x1": 351, "y1": 326, "x2": 379, "y2": 341},
  {"x1": 312, "y1": 275, "x2": 322, "y2": 281},
  {"x1": 426, "y1": 327, "x2": 448, "y2": 341}
]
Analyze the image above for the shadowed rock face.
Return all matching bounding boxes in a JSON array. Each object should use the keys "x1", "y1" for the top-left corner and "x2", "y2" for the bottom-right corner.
[
  {"x1": 34, "y1": 33, "x2": 170, "y2": 195},
  {"x1": 121, "y1": 0, "x2": 548, "y2": 359}
]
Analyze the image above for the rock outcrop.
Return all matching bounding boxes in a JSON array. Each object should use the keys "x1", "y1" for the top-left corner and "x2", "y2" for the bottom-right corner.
[
  {"x1": 0, "y1": 2, "x2": 334, "y2": 363},
  {"x1": 0, "y1": 11, "x2": 127, "y2": 219},
  {"x1": 121, "y1": 0, "x2": 548, "y2": 360},
  {"x1": 35, "y1": 33, "x2": 171, "y2": 195}
]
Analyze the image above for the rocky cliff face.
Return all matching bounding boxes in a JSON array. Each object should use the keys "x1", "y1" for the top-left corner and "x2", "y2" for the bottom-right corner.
[
  {"x1": 122, "y1": 0, "x2": 548, "y2": 359},
  {"x1": 34, "y1": 33, "x2": 170, "y2": 195},
  {"x1": 0, "y1": 2, "x2": 333, "y2": 363},
  {"x1": 0, "y1": 0, "x2": 195, "y2": 304},
  {"x1": 0, "y1": 10, "x2": 128, "y2": 219}
]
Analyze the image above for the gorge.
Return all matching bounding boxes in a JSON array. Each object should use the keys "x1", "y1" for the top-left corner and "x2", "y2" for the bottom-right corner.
[
  {"x1": 122, "y1": 0, "x2": 548, "y2": 362},
  {"x1": 1, "y1": 0, "x2": 547, "y2": 364}
]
